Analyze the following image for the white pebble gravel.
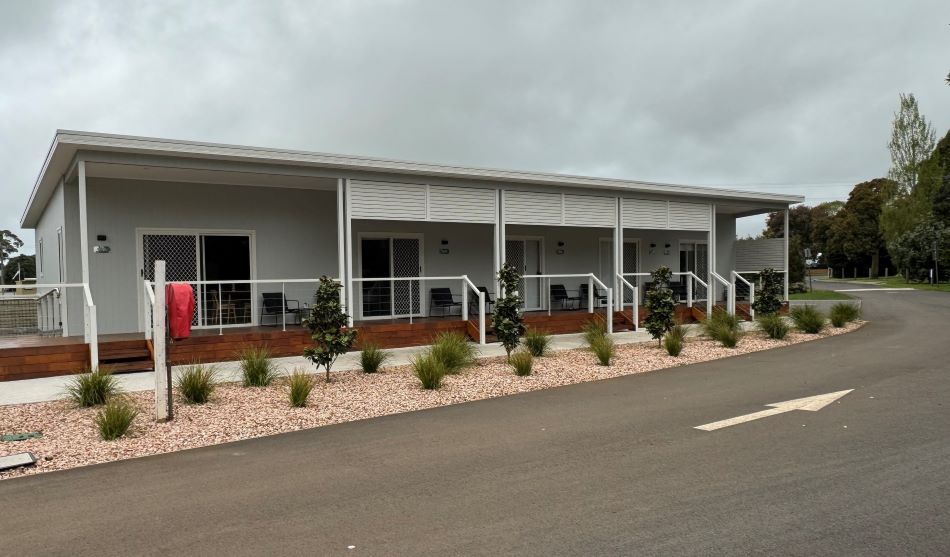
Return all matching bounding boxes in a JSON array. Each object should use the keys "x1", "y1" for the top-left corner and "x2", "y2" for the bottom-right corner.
[{"x1": 0, "y1": 322, "x2": 862, "y2": 479}]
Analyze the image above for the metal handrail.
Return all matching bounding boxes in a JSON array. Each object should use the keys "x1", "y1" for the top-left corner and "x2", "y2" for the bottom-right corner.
[
  {"x1": 731, "y1": 271, "x2": 755, "y2": 320},
  {"x1": 617, "y1": 274, "x2": 639, "y2": 331},
  {"x1": 710, "y1": 271, "x2": 731, "y2": 315},
  {"x1": 523, "y1": 273, "x2": 613, "y2": 333}
]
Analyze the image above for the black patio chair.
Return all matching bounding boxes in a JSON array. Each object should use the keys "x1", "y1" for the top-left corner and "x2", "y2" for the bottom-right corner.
[
  {"x1": 468, "y1": 286, "x2": 496, "y2": 316},
  {"x1": 550, "y1": 284, "x2": 582, "y2": 310},
  {"x1": 429, "y1": 288, "x2": 463, "y2": 317},
  {"x1": 260, "y1": 292, "x2": 301, "y2": 326},
  {"x1": 578, "y1": 283, "x2": 608, "y2": 309}
]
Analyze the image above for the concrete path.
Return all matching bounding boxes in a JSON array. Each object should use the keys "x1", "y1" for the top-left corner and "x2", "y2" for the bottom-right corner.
[{"x1": 2, "y1": 285, "x2": 949, "y2": 555}]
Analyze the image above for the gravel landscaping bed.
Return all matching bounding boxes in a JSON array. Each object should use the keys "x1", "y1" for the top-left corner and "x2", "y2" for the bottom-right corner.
[{"x1": 0, "y1": 322, "x2": 863, "y2": 479}]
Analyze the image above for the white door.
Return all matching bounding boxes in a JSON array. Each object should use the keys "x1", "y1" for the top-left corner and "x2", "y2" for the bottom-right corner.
[
  {"x1": 142, "y1": 233, "x2": 201, "y2": 326},
  {"x1": 505, "y1": 238, "x2": 543, "y2": 310},
  {"x1": 359, "y1": 235, "x2": 423, "y2": 319}
]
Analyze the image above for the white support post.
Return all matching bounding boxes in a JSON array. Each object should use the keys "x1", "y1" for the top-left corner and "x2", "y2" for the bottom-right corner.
[
  {"x1": 494, "y1": 190, "x2": 501, "y2": 300},
  {"x1": 462, "y1": 277, "x2": 469, "y2": 321},
  {"x1": 88, "y1": 305, "x2": 98, "y2": 369},
  {"x1": 337, "y1": 178, "x2": 346, "y2": 310},
  {"x1": 478, "y1": 291, "x2": 486, "y2": 345},
  {"x1": 153, "y1": 261, "x2": 171, "y2": 422},
  {"x1": 606, "y1": 287, "x2": 613, "y2": 334},
  {"x1": 281, "y1": 282, "x2": 286, "y2": 332},
  {"x1": 143, "y1": 284, "x2": 152, "y2": 340},
  {"x1": 587, "y1": 275, "x2": 594, "y2": 313},
  {"x1": 219, "y1": 283, "x2": 224, "y2": 335},
  {"x1": 78, "y1": 160, "x2": 90, "y2": 290},
  {"x1": 632, "y1": 286, "x2": 639, "y2": 331},
  {"x1": 499, "y1": 190, "x2": 506, "y2": 297},
  {"x1": 707, "y1": 204, "x2": 715, "y2": 316},
  {"x1": 345, "y1": 179, "x2": 354, "y2": 327},
  {"x1": 687, "y1": 275, "x2": 693, "y2": 308},
  {"x1": 783, "y1": 208, "x2": 790, "y2": 301},
  {"x1": 615, "y1": 197, "x2": 623, "y2": 305}
]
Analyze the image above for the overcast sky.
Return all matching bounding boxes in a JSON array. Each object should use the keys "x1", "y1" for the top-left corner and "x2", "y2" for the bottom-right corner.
[{"x1": 2, "y1": 0, "x2": 948, "y2": 252}]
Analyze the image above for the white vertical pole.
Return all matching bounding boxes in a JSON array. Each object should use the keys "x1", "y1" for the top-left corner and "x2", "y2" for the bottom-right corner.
[
  {"x1": 153, "y1": 261, "x2": 170, "y2": 422},
  {"x1": 144, "y1": 282, "x2": 151, "y2": 340},
  {"x1": 588, "y1": 275, "x2": 594, "y2": 313},
  {"x1": 494, "y1": 190, "x2": 501, "y2": 299},
  {"x1": 78, "y1": 160, "x2": 92, "y2": 346},
  {"x1": 783, "y1": 208, "x2": 790, "y2": 301},
  {"x1": 218, "y1": 283, "x2": 224, "y2": 335},
  {"x1": 478, "y1": 291, "x2": 486, "y2": 345},
  {"x1": 345, "y1": 179, "x2": 354, "y2": 327},
  {"x1": 281, "y1": 282, "x2": 286, "y2": 331},
  {"x1": 615, "y1": 197, "x2": 622, "y2": 314},
  {"x1": 499, "y1": 190, "x2": 506, "y2": 297},
  {"x1": 87, "y1": 302, "x2": 98, "y2": 369},
  {"x1": 337, "y1": 178, "x2": 346, "y2": 310},
  {"x1": 707, "y1": 204, "x2": 715, "y2": 316},
  {"x1": 633, "y1": 286, "x2": 639, "y2": 331},
  {"x1": 606, "y1": 287, "x2": 613, "y2": 334},
  {"x1": 687, "y1": 274, "x2": 693, "y2": 308},
  {"x1": 462, "y1": 277, "x2": 469, "y2": 321}
]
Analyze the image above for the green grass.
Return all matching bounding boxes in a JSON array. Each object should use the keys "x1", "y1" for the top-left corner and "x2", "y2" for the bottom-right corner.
[
  {"x1": 830, "y1": 303, "x2": 861, "y2": 327},
  {"x1": 663, "y1": 324, "x2": 685, "y2": 357},
  {"x1": 286, "y1": 369, "x2": 316, "y2": 408},
  {"x1": 429, "y1": 332, "x2": 477, "y2": 374},
  {"x1": 239, "y1": 345, "x2": 279, "y2": 387},
  {"x1": 94, "y1": 397, "x2": 138, "y2": 440},
  {"x1": 788, "y1": 290, "x2": 853, "y2": 300},
  {"x1": 589, "y1": 334, "x2": 615, "y2": 366},
  {"x1": 65, "y1": 367, "x2": 120, "y2": 407},
  {"x1": 823, "y1": 276, "x2": 950, "y2": 293},
  {"x1": 756, "y1": 313, "x2": 790, "y2": 340},
  {"x1": 790, "y1": 305, "x2": 826, "y2": 334},
  {"x1": 359, "y1": 342, "x2": 389, "y2": 373},
  {"x1": 175, "y1": 363, "x2": 218, "y2": 404},
  {"x1": 510, "y1": 349, "x2": 534, "y2": 376},
  {"x1": 702, "y1": 311, "x2": 743, "y2": 348}
]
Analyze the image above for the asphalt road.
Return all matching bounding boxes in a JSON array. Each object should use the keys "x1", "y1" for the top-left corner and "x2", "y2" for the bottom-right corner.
[{"x1": 3, "y1": 285, "x2": 950, "y2": 556}]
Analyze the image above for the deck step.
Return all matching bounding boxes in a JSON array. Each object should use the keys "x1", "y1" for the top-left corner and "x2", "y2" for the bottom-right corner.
[{"x1": 103, "y1": 359, "x2": 154, "y2": 374}]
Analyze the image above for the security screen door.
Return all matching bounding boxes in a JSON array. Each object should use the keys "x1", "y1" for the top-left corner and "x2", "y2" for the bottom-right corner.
[
  {"x1": 679, "y1": 241, "x2": 709, "y2": 300},
  {"x1": 359, "y1": 236, "x2": 422, "y2": 319},
  {"x1": 505, "y1": 238, "x2": 542, "y2": 310}
]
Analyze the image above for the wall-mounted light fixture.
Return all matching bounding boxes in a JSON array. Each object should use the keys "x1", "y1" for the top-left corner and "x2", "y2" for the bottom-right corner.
[
  {"x1": 664, "y1": 243, "x2": 671, "y2": 255},
  {"x1": 94, "y1": 234, "x2": 111, "y2": 254},
  {"x1": 649, "y1": 243, "x2": 657, "y2": 255},
  {"x1": 556, "y1": 241, "x2": 565, "y2": 255}
]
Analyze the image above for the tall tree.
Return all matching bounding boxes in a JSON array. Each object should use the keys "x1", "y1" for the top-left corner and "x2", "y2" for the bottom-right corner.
[
  {"x1": 887, "y1": 93, "x2": 935, "y2": 194},
  {"x1": 827, "y1": 179, "x2": 892, "y2": 277},
  {"x1": 809, "y1": 201, "x2": 844, "y2": 263},
  {"x1": 882, "y1": 128, "x2": 950, "y2": 245},
  {"x1": 0, "y1": 230, "x2": 24, "y2": 286},
  {"x1": 763, "y1": 205, "x2": 812, "y2": 245},
  {"x1": 1, "y1": 254, "x2": 35, "y2": 284}
]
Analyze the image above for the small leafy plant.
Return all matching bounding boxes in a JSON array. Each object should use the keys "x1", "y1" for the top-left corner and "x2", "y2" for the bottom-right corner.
[
  {"x1": 304, "y1": 276, "x2": 357, "y2": 382},
  {"x1": 66, "y1": 367, "x2": 119, "y2": 407},
  {"x1": 523, "y1": 329, "x2": 552, "y2": 357},
  {"x1": 429, "y1": 331, "x2": 477, "y2": 374},
  {"x1": 239, "y1": 345, "x2": 278, "y2": 387},
  {"x1": 510, "y1": 349, "x2": 534, "y2": 376},
  {"x1": 644, "y1": 266, "x2": 676, "y2": 346},
  {"x1": 663, "y1": 324, "x2": 686, "y2": 357},
  {"x1": 94, "y1": 397, "x2": 138, "y2": 440},
  {"x1": 175, "y1": 363, "x2": 217, "y2": 404},
  {"x1": 359, "y1": 342, "x2": 389, "y2": 373},
  {"x1": 757, "y1": 313, "x2": 789, "y2": 340},
  {"x1": 411, "y1": 352, "x2": 446, "y2": 390},
  {"x1": 703, "y1": 311, "x2": 743, "y2": 348},
  {"x1": 829, "y1": 303, "x2": 861, "y2": 327},
  {"x1": 287, "y1": 369, "x2": 316, "y2": 408},
  {"x1": 790, "y1": 305, "x2": 826, "y2": 334},
  {"x1": 752, "y1": 268, "x2": 784, "y2": 316},
  {"x1": 493, "y1": 263, "x2": 526, "y2": 360}
]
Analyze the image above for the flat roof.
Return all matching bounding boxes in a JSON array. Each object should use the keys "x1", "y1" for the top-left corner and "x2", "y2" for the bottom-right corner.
[{"x1": 20, "y1": 129, "x2": 804, "y2": 227}]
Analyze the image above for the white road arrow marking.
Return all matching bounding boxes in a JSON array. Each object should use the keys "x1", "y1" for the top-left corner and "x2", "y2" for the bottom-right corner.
[{"x1": 695, "y1": 389, "x2": 854, "y2": 432}]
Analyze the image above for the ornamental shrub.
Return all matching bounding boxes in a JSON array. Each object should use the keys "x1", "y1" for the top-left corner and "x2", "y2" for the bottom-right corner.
[
  {"x1": 411, "y1": 352, "x2": 446, "y2": 390},
  {"x1": 429, "y1": 331, "x2": 478, "y2": 374},
  {"x1": 303, "y1": 276, "x2": 357, "y2": 382},
  {"x1": 756, "y1": 313, "x2": 789, "y2": 340},
  {"x1": 493, "y1": 263, "x2": 526, "y2": 360},
  {"x1": 287, "y1": 369, "x2": 316, "y2": 408},
  {"x1": 510, "y1": 349, "x2": 534, "y2": 376},
  {"x1": 752, "y1": 268, "x2": 783, "y2": 315},
  {"x1": 65, "y1": 367, "x2": 119, "y2": 407},
  {"x1": 790, "y1": 305, "x2": 826, "y2": 334},
  {"x1": 644, "y1": 266, "x2": 676, "y2": 346},
  {"x1": 94, "y1": 397, "x2": 138, "y2": 440},
  {"x1": 704, "y1": 310, "x2": 743, "y2": 348},
  {"x1": 523, "y1": 329, "x2": 552, "y2": 357},
  {"x1": 359, "y1": 342, "x2": 388, "y2": 373},
  {"x1": 829, "y1": 303, "x2": 861, "y2": 327},
  {"x1": 175, "y1": 363, "x2": 218, "y2": 404},
  {"x1": 663, "y1": 324, "x2": 686, "y2": 357}
]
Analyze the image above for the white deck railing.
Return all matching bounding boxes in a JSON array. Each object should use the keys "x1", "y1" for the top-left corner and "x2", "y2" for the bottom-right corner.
[
  {"x1": 616, "y1": 274, "x2": 639, "y2": 331},
  {"x1": 349, "y1": 275, "x2": 487, "y2": 344},
  {"x1": 524, "y1": 273, "x2": 613, "y2": 334},
  {"x1": 710, "y1": 272, "x2": 731, "y2": 316},
  {"x1": 730, "y1": 271, "x2": 755, "y2": 320}
]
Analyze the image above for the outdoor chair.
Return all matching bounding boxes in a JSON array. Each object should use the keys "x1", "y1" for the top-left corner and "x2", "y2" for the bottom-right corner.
[
  {"x1": 468, "y1": 286, "x2": 496, "y2": 316},
  {"x1": 429, "y1": 288, "x2": 463, "y2": 317},
  {"x1": 578, "y1": 283, "x2": 608, "y2": 309},
  {"x1": 260, "y1": 292, "x2": 301, "y2": 326},
  {"x1": 550, "y1": 284, "x2": 582, "y2": 310}
]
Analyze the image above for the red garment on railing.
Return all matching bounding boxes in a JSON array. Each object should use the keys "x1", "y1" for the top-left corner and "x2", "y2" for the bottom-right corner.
[{"x1": 166, "y1": 283, "x2": 195, "y2": 340}]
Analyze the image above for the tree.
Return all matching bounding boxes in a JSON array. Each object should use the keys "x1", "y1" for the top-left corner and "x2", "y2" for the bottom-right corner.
[
  {"x1": 2, "y1": 254, "x2": 35, "y2": 284},
  {"x1": 788, "y1": 236, "x2": 806, "y2": 283},
  {"x1": 303, "y1": 276, "x2": 357, "y2": 382},
  {"x1": 889, "y1": 218, "x2": 950, "y2": 282},
  {"x1": 763, "y1": 205, "x2": 812, "y2": 245},
  {"x1": 752, "y1": 268, "x2": 783, "y2": 315},
  {"x1": 493, "y1": 263, "x2": 525, "y2": 360},
  {"x1": 827, "y1": 179, "x2": 892, "y2": 277},
  {"x1": 0, "y1": 230, "x2": 24, "y2": 286},
  {"x1": 643, "y1": 266, "x2": 676, "y2": 346},
  {"x1": 887, "y1": 93, "x2": 936, "y2": 195},
  {"x1": 809, "y1": 201, "x2": 844, "y2": 263},
  {"x1": 882, "y1": 128, "x2": 950, "y2": 246}
]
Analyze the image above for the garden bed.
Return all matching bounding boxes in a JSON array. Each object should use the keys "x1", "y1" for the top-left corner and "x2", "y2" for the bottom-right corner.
[{"x1": 0, "y1": 322, "x2": 863, "y2": 479}]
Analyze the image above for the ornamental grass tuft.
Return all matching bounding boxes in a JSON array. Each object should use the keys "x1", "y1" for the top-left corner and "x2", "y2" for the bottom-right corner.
[
  {"x1": 429, "y1": 331, "x2": 477, "y2": 374},
  {"x1": 829, "y1": 303, "x2": 861, "y2": 327},
  {"x1": 359, "y1": 342, "x2": 389, "y2": 373},
  {"x1": 65, "y1": 367, "x2": 120, "y2": 407},
  {"x1": 239, "y1": 345, "x2": 278, "y2": 387},
  {"x1": 756, "y1": 313, "x2": 790, "y2": 340},
  {"x1": 663, "y1": 324, "x2": 686, "y2": 357},
  {"x1": 703, "y1": 310, "x2": 743, "y2": 348},
  {"x1": 790, "y1": 305, "x2": 826, "y2": 334},
  {"x1": 523, "y1": 329, "x2": 552, "y2": 357},
  {"x1": 510, "y1": 349, "x2": 534, "y2": 376},
  {"x1": 287, "y1": 369, "x2": 316, "y2": 408},
  {"x1": 94, "y1": 397, "x2": 138, "y2": 441},
  {"x1": 411, "y1": 352, "x2": 446, "y2": 390},
  {"x1": 175, "y1": 363, "x2": 218, "y2": 404}
]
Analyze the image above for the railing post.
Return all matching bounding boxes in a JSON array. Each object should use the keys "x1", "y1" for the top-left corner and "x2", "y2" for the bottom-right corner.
[
  {"x1": 749, "y1": 283, "x2": 755, "y2": 321},
  {"x1": 462, "y1": 277, "x2": 469, "y2": 322},
  {"x1": 88, "y1": 304, "x2": 99, "y2": 369},
  {"x1": 219, "y1": 283, "x2": 225, "y2": 335},
  {"x1": 154, "y1": 261, "x2": 171, "y2": 422},
  {"x1": 478, "y1": 291, "x2": 486, "y2": 345},
  {"x1": 633, "y1": 286, "x2": 639, "y2": 331},
  {"x1": 281, "y1": 282, "x2": 286, "y2": 332},
  {"x1": 588, "y1": 275, "x2": 594, "y2": 314},
  {"x1": 409, "y1": 279, "x2": 414, "y2": 325},
  {"x1": 606, "y1": 287, "x2": 613, "y2": 334},
  {"x1": 144, "y1": 283, "x2": 152, "y2": 340},
  {"x1": 687, "y1": 274, "x2": 693, "y2": 308}
]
